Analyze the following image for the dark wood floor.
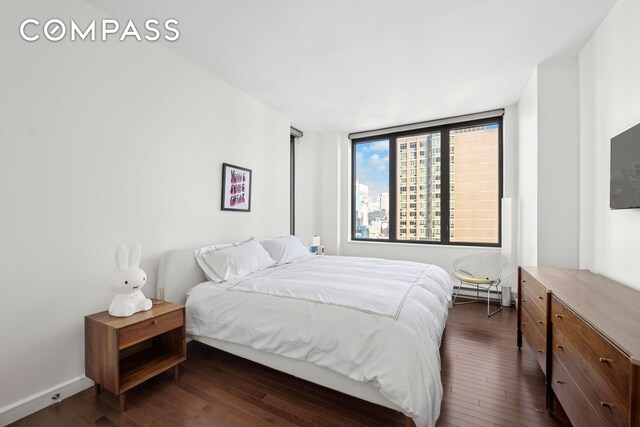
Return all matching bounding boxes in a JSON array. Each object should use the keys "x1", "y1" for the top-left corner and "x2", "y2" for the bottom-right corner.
[{"x1": 13, "y1": 303, "x2": 570, "y2": 426}]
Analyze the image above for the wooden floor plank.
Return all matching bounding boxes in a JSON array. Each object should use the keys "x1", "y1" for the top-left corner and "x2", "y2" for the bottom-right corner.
[{"x1": 11, "y1": 303, "x2": 571, "y2": 426}]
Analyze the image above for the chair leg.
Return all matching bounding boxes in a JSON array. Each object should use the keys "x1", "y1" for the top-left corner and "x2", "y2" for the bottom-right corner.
[
  {"x1": 453, "y1": 282, "x2": 479, "y2": 305},
  {"x1": 452, "y1": 281, "x2": 462, "y2": 303},
  {"x1": 487, "y1": 282, "x2": 503, "y2": 317}
]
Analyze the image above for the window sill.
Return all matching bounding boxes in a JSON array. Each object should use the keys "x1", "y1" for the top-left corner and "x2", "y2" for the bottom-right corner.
[{"x1": 346, "y1": 239, "x2": 502, "y2": 250}]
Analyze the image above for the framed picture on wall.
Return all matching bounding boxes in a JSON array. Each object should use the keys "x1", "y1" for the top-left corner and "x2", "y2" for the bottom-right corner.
[{"x1": 221, "y1": 163, "x2": 252, "y2": 212}]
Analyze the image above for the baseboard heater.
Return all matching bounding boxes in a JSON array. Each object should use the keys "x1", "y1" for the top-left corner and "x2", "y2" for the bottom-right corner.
[{"x1": 455, "y1": 285, "x2": 512, "y2": 304}]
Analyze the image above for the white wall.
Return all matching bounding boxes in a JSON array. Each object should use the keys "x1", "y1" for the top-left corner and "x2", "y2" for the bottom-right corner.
[
  {"x1": 502, "y1": 105, "x2": 519, "y2": 291},
  {"x1": 537, "y1": 58, "x2": 580, "y2": 268},
  {"x1": 579, "y1": 0, "x2": 640, "y2": 290},
  {"x1": 316, "y1": 133, "x2": 342, "y2": 255},
  {"x1": 309, "y1": 107, "x2": 520, "y2": 281},
  {"x1": 517, "y1": 57, "x2": 581, "y2": 269},
  {"x1": 0, "y1": 0, "x2": 290, "y2": 414},
  {"x1": 518, "y1": 69, "x2": 539, "y2": 267}
]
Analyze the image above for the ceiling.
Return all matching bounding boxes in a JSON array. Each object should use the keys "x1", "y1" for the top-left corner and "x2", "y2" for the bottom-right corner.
[{"x1": 86, "y1": 0, "x2": 616, "y2": 133}]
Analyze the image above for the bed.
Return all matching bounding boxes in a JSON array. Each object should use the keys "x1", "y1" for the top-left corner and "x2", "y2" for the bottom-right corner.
[{"x1": 158, "y1": 249, "x2": 452, "y2": 427}]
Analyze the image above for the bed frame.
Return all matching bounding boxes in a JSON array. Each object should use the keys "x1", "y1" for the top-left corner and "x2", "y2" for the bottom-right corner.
[{"x1": 157, "y1": 249, "x2": 414, "y2": 424}]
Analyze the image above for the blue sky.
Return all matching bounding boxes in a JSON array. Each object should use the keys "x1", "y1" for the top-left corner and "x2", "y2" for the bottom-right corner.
[{"x1": 355, "y1": 140, "x2": 389, "y2": 202}]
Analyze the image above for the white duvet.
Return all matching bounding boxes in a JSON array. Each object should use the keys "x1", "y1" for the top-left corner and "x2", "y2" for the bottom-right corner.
[{"x1": 186, "y1": 255, "x2": 453, "y2": 427}]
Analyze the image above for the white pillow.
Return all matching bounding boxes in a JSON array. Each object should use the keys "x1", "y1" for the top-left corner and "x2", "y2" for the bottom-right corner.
[
  {"x1": 261, "y1": 235, "x2": 311, "y2": 265},
  {"x1": 195, "y1": 242, "x2": 235, "y2": 258},
  {"x1": 194, "y1": 242, "x2": 235, "y2": 282},
  {"x1": 197, "y1": 239, "x2": 274, "y2": 282}
]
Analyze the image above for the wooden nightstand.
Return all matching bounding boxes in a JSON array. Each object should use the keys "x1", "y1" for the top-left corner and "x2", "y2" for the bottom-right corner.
[{"x1": 84, "y1": 302, "x2": 186, "y2": 411}]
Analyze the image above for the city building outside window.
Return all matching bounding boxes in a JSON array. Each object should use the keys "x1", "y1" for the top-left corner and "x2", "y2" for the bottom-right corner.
[{"x1": 351, "y1": 116, "x2": 502, "y2": 246}]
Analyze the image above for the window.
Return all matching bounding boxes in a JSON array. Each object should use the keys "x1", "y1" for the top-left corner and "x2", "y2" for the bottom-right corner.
[
  {"x1": 351, "y1": 116, "x2": 502, "y2": 246},
  {"x1": 353, "y1": 139, "x2": 390, "y2": 239}
]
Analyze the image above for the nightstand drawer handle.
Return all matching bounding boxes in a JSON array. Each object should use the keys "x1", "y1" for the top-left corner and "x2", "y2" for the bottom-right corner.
[
  {"x1": 556, "y1": 380, "x2": 565, "y2": 384},
  {"x1": 522, "y1": 299, "x2": 527, "y2": 303},
  {"x1": 556, "y1": 345, "x2": 564, "y2": 350},
  {"x1": 555, "y1": 314, "x2": 563, "y2": 319},
  {"x1": 152, "y1": 319, "x2": 159, "y2": 325},
  {"x1": 600, "y1": 401, "x2": 615, "y2": 409},
  {"x1": 537, "y1": 349, "x2": 544, "y2": 353},
  {"x1": 538, "y1": 296, "x2": 543, "y2": 300},
  {"x1": 537, "y1": 320, "x2": 544, "y2": 325},
  {"x1": 599, "y1": 357, "x2": 613, "y2": 364}
]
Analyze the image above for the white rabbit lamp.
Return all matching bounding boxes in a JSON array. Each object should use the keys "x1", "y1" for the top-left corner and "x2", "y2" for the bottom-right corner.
[{"x1": 108, "y1": 244, "x2": 152, "y2": 317}]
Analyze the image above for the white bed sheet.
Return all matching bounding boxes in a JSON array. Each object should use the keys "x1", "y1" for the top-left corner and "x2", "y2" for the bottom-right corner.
[{"x1": 186, "y1": 255, "x2": 453, "y2": 427}]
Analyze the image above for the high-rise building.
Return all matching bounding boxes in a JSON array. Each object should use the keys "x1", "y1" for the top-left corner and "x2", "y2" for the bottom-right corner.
[
  {"x1": 358, "y1": 183, "x2": 370, "y2": 227},
  {"x1": 449, "y1": 126, "x2": 499, "y2": 243},
  {"x1": 379, "y1": 192, "x2": 389, "y2": 216},
  {"x1": 396, "y1": 133, "x2": 441, "y2": 241},
  {"x1": 394, "y1": 126, "x2": 498, "y2": 243}
]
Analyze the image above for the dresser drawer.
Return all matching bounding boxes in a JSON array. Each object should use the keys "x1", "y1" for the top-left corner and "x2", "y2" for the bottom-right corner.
[
  {"x1": 521, "y1": 288, "x2": 547, "y2": 339},
  {"x1": 553, "y1": 325, "x2": 629, "y2": 426},
  {"x1": 551, "y1": 354, "x2": 604, "y2": 427},
  {"x1": 119, "y1": 309, "x2": 184, "y2": 349},
  {"x1": 551, "y1": 298, "x2": 630, "y2": 394},
  {"x1": 520, "y1": 272, "x2": 547, "y2": 313},
  {"x1": 521, "y1": 308, "x2": 546, "y2": 374}
]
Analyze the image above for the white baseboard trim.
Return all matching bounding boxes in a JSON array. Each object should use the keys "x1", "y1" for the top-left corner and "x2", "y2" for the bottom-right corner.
[{"x1": 0, "y1": 376, "x2": 94, "y2": 426}]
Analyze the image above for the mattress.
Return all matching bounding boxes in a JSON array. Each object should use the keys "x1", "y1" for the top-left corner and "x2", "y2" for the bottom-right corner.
[{"x1": 186, "y1": 255, "x2": 453, "y2": 427}]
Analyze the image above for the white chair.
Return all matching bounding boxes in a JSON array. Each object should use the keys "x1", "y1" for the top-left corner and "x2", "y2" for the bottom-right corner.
[{"x1": 452, "y1": 252, "x2": 509, "y2": 317}]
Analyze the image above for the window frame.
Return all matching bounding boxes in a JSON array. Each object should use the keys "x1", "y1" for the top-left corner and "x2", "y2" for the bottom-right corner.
[
  {"x1": 350, "y1": 116, "x2": 503, "y2": 247},
  {"x1": 290, "y1": 134, "x2": 296, "y2": 235}
]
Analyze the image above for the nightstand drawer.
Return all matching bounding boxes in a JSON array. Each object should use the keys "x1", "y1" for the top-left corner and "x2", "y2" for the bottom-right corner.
[{"x1": 119, "y1": 309, "x2": 183, "y2": 349}]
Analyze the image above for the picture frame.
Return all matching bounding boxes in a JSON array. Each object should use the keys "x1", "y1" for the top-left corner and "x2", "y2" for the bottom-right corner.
[{"x1": 221, "y1": 163, "x2": 252, "y2": 212}]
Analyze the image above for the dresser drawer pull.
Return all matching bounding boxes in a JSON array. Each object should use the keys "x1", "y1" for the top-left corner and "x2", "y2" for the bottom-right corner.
[
  {"x1": 556, "y1": 380, "x2": 565, "y2": 384},
  {"x1": 521, "y1": 299, "x2": 527, "y2": 303},
  {"x1": 538, "y1": 296, "x2": 543, "y2": 300},
  {"x1": 599, "y1": 357, "x2": 613, "y2": 364},
  {"x1": 556, "y1": 344, "x2": 564, "y2": 350},
  {"x1": 537, "y1": 320, "x2": 544, "y2": 325},
  {"x1": 600, "y1": 401, "x2": 616, "y2": 409},
  {"x1": 555, "y1": 314, "x2": 563, "y2": 319},
  {"x1": 522, "y1": 322, "x2": 527, "y2": 326},
  {"x1": 537, "y1": 349, "x2": 544, "y2": 353},
  {"x1": 152, "y1": 319, "x2": 159, "y2": 325},
  {"x1": 522, "y1": 280, "x2": 526, "y2": 283}
]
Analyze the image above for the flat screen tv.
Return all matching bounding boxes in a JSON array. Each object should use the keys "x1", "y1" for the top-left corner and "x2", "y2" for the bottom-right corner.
[{"x1": 611, "y1": 121, "x2": 640, "y2": 209}]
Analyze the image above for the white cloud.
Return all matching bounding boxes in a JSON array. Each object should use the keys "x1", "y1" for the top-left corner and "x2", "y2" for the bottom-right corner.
[
  {"x1": 361, "y1": 140, "x2": 389, "y2": 153},
  {"x1": 368, "y1": 153, "x2": 389, "y2": 172}
]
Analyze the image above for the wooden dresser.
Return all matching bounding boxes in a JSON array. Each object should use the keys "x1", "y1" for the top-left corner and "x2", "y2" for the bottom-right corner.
[{"x1": 518, "y1": 267, "x2": 640, "y2": 427}]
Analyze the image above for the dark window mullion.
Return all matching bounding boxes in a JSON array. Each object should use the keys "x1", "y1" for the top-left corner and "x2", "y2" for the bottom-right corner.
[
  {"x1": 497, "y1": 117, "x2": 504, "y2": 247},
  {"x1": 351, "y1": 142, "x2": 357, "y2": 240},
  {"x1": 290, "y1": 135, "x2": 295, "y2": 235},
  {"x1": 389, "y1": 136, "x2": 397, "y2": 241},
  {"x1": 440, "y1": 128, "x2": 451, "y2": 244}
]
